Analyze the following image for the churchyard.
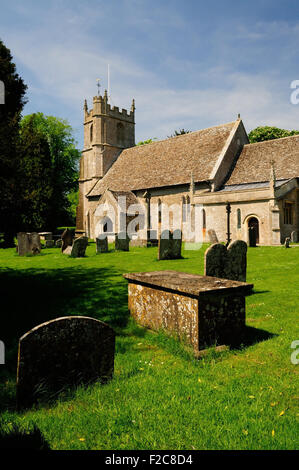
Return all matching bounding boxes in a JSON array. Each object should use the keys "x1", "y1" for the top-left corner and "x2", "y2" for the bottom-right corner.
[{"x1": 0, "y1": 242, "x2": 298, "y2": 450}]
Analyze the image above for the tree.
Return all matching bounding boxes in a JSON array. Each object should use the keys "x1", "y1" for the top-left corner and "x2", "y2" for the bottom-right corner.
[
  {"x1": 167, "y1": 129, "x2": 191, "y2": 138},
  {"x1": 136, "y1": 138, "x2": 157, "y2": 146},
  {"x1": 0, "y1": 39, "x2": 27, "y2": 246},
  {"x1": 20, "y1": 113, "x2": 81, "y2": 229},
  {"x1": 18, "y1": 116, "x2": 53, "y2": 231},
  {"x1": 248, "y1": 126, "x2": 299, "y2": 143}
]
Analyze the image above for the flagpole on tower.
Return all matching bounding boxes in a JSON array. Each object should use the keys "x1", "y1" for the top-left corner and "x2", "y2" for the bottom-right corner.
[{"x1": 107, "y1": 64, "x2": 110, "y2": 104}]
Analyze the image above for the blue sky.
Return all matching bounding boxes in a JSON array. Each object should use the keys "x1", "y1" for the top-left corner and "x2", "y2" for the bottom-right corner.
[{"x1": 1, "y1": 0, "x2": 299, "y2": 148}]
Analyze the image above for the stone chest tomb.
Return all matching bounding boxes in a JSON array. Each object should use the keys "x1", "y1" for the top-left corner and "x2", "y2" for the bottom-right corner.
[{"x1": 123, "y1": 271, "x2": 253, "y2": 353}]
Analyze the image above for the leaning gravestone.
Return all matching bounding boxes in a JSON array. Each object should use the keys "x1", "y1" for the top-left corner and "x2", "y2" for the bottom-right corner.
[
  {"x1": 70, "y1": 236, "x2": 88, "y2": 257},
  {"x1": 16, "y1": 316, "x2": 115, "y2": 409},
  {"x1": 96, "y1": 237, "x2": 108, "y2": 253},
  {"x1": 208, "y1": 229, "x2": 218, "y2": 244},
  {"x1": 115, "y1": 232, "x2": 130, "y2": 251},
  {"x1": 204, "y1": 240, "x2": 247, "y2": 282},
  {"x1": 17, "y1": 232, "x2": 41, "y2": 256},
  {"x1": 61, "y1": 228, "x2": 74, "y2": 253}
]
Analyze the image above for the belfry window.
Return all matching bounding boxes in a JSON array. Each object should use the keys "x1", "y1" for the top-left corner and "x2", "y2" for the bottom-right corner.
[{"x1": 90, "y1": 124, "x2": 93, "y2": 143}]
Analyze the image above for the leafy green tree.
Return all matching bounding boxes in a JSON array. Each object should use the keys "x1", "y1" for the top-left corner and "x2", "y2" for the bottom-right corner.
[
  {"x1": 167, "y1": 129, "x2": 191, "y2": 138},
  {"x1": 18, "y1": 117, "x2": 53, "y2": 231},
  {"x1": 0, "y1": 39, "x2": 27, "y2": 246},
  {"x1": 248, "y1": 126, "x2": 299, "y2": 143},
  {"x1": 136, "y1": 138, "x2": 157, "y2": 146},
  {"x1": 20, "y1": 113, "x2": 81, "y2": 229}
]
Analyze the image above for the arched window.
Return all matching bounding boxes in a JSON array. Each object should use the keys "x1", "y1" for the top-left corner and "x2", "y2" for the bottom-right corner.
[
  {"x1": 158, "y1": 198, "x2": 162, "y2": 223},
  {"x1": 237, "y1": 209, "x2": 241, "y2": 229},
  {"x1": 202, "y1": 209, "x2": 206, "y2": 229},
  {"x1": 182, "y1": 196, "x2": 186, "y2": 222},
  {"x1": 116, "y1": 122, "x2": 125, "y2": 145}
]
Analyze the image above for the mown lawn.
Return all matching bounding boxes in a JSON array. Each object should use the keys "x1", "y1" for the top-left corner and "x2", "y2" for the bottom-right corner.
[{"x1": 0, "y1": 243, "x2": 298, "y2": 450}]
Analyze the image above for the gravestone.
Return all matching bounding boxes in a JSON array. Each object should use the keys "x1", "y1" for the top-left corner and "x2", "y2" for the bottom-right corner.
[
  {"x1": 16, "y1": 316, "x2": 115, "y2": 409},
  {"x1": 204, "y1": 240, "x2": 248, "y2": 282},
  {"x1": 204, "y1": 243, "x2": 227, "y2": 279},
  {"x1": 96, "y1": 237, "x2": 108, "y2": 253},
  {"x1": 285, "y1": 237, "x2": 290, "y2": 248},
  {"x1": 158, "y1": 230, "x2": 182, "y2": 260},
  {"x1": 172, "y1": 229, "x2": 182, "y2": 259},
  {"x1": 17, "y1": 232, "x2": 30, "y2": 256},
  {"x1": 115, "y1": 232, "x2": 130, "y2": 251},
  {"x1": 61, "y1": 228, "x2": 74, "y2": 253},
  {"x1": 45, "y1": 240, "x2": 54, "y2": 248},
  {"x1": 291, "y1": 231, "x2": 298, "y2": 243},
  {"x1": 70, "y1": 236, "x2": 88, "y2": 257},
  {"x1": 17, "y1": 232, "x2": 41, "y2": 256},
  {"x1": 208, "y1": 229, "x2": 218, "y2": 244},
  {"x1": 55, "y1": 239, "x2": 62, "y2": 248}
]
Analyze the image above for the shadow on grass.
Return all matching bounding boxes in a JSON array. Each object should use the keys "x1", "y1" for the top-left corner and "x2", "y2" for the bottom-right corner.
[
  {"x1": 230, "y1": 325, "x2": 277, "y2": 350},
  {"x1": 0, "y1": 424, "x2": 50, "y2": 449},
  {"x1": 0, "y1": 264, "x2": 129, "y2": 381}
]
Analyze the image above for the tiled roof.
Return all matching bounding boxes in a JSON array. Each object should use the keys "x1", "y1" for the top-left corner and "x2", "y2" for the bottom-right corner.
[
  {"x1": 227, "y1": 135, "x2": 299, "y2": 185},
  {"x1": 88, "y1": 121, "x2": 237, "y2": 197}
]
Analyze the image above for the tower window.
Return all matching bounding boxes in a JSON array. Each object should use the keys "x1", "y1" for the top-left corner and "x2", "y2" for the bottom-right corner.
[
  {"x1": 90, "y1": 124, "x2": 93, "y2": 143},
  {"x1": 116, "y1": 122, "x2": 125, "y2": 145}
]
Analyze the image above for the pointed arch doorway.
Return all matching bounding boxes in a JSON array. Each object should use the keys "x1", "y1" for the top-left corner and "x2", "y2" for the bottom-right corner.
[{"x1": 248, "y1": 217, "x2": 259, "y2": 246}]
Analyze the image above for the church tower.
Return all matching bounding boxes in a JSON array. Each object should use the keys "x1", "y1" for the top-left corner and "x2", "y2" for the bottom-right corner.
[{"x1": 76, "y1": 91, "x2": 135, "y2": 234}]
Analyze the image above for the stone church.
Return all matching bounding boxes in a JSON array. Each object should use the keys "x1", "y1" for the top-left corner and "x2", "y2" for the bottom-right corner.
[{"x1": 76, "y1": 91, "x2": 299, "y2": 246}]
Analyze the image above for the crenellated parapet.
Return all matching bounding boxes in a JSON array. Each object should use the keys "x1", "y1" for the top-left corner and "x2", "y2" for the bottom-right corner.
[{"x1": 84, "y1": 92, "x2": 135, "y2": 124}]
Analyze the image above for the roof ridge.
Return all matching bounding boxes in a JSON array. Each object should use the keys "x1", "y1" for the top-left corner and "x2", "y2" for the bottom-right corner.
[{"x1": 130, "y1": 120, "x2": 237, "y2": 151}]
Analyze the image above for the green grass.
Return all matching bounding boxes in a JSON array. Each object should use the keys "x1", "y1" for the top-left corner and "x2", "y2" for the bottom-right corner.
[{"x1": 0, "y1": 243, "x2": 298, "y2": 450}]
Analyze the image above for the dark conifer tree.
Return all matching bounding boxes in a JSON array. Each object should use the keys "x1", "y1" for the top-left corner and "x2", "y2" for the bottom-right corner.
[{"x1": 0, "y1": 39, "x2": 27, "y2": 246}]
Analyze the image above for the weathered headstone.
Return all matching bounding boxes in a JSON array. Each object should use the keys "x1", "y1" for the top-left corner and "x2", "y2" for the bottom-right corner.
[
  {"x1": 17, "y1": 232, "x2": 30, "y2": 256},
  {"x1": 158, "y1": 230, "x2": 171, "y2": 260},
  {"x1": 45, "y1": 240, "x2": 54, "y2": 248},
  {"x1": 96, "y1": 237, "x2": 108, "y2": 253},
  {"x1": 70, "y1": 236, "x2": 88, "y2": 257},
  {"x1": 61, "y1": 228, "x2": 74, "y2": 253},
  {"x1": 204, "y1": 243, "x2": 227, "y2": 279},
  {"x1": 158, "y1": 230, "x2": 182, "y2": 260},
  {"x1": 17, "y1": 232, "x2": 41, "y2": 256},
  {"x1": 204, "y1": 240, "x2": 248, "y2": 282},
  {"x1": 55, "y1": 239, "x2": 62, "y2": 248},
  {"x1": 172, "y1": 229, "x2": 182, "y2": 259},
  {"x1": 285, "y1": 237, "x2": 290, "y2": 248},
  {"x1": 28, "y1": 233, "x2": 41, "y2": 254},
  {"x1": 16, "y1": 316, "x2": 115, "y2": 409},
  {"x1": 291, "y1": 231, "x2": 298, "y2": 243},
  {"x1": 115, "y1": 232, "x2": 130, "y2": 251},
  {"x1": 208, "y1": 229, "x2": 218, "y2": 244}
]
